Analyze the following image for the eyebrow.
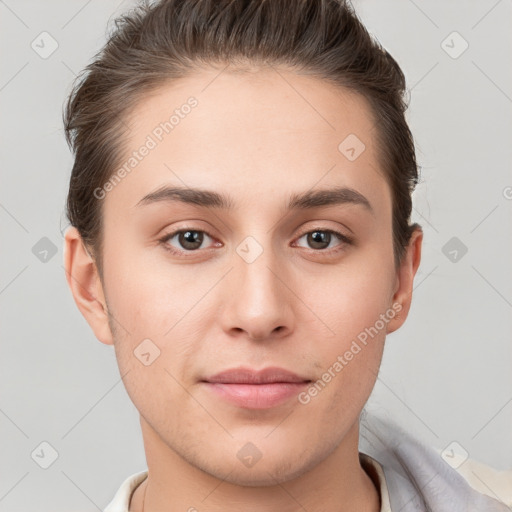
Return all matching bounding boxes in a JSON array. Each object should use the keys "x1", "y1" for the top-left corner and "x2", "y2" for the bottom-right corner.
[{"x1": 136, "y1": 185, "x2": 373, "y2": 214}]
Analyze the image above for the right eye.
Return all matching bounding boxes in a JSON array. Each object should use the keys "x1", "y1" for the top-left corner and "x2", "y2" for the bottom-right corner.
[{"x1": 158, "y1": 228, "x2": 220, "y2": 255}]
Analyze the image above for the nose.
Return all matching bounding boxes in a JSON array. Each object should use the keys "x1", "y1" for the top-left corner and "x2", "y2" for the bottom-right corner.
[{"x1": 220, "y1": 243, "x2": 295, "y2": 342}]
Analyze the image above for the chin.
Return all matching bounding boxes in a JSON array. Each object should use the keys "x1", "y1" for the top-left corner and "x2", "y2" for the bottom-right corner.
[
  {"x1": 218, "y1": 462, "x2": 308, "y2": 487},
  {"x1": 196, "y1": 445, "x2": 319, "y2": 488}
]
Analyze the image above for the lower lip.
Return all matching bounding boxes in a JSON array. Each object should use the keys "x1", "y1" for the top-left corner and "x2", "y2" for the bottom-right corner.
[{"x1": 202, "y1": 382, "x2": 309, "y2": 409}]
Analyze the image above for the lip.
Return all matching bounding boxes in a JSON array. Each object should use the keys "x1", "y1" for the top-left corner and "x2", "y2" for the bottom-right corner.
[
  {"x1": 201, "y1": 366, "x2": 311, "y2": 409},
  {"x1": 204, "y1": 366, "x2": 310, "y2": 384}
]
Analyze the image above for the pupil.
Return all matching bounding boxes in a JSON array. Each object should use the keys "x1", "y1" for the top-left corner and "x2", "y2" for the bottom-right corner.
[
  {"x1": 181, "y1": 230, "x2": 203, "y2": 249},
  {"x1": 309, "y1": 231, "x2": 330, "y2": 249}
]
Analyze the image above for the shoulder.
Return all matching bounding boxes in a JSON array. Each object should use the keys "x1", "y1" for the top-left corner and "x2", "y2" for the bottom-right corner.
[
  {"x1": 449, "y1": 456, "x2": 512, "y2": 508},
  {"x1": 359, "y1": 413, "x2": 511, "y2": 509},
  {"x1": 103, "y1": 470, "x2": 148, "y2": 512}
]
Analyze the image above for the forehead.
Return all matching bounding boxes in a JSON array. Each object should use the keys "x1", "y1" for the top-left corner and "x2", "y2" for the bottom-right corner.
[{"x1": 105, "y1": 66, "x2": 390, "y2": 216}]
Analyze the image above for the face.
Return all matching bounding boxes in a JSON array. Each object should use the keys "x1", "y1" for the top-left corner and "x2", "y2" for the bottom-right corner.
[{"x1": 71, "y1": 67, "x2": 413, "y2": 486}]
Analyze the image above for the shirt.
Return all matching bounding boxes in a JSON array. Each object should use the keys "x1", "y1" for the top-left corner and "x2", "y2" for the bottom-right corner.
[{"x1": 103, "y1": 414, "x2": 512, "y2": 511}]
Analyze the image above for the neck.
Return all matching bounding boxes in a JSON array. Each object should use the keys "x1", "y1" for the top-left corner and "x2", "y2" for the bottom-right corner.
[{"x1": 130, "y1": 418, "x2": 380, "y2": 512}]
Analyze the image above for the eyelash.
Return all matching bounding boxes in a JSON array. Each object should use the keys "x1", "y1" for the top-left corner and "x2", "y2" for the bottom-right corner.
[{"x1": 158, "y1": 227, "x2": 354, "y2": 257}]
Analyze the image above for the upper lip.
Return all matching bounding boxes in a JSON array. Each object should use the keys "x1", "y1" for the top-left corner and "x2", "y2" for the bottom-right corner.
[{"x1": 203, "y1": 366, "x2": 311, "y2": 384}]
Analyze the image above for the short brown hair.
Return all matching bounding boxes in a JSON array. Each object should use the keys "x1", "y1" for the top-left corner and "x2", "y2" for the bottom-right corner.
[{"x1": 64, "y1": 0, "x2": 421, "y2": 274}]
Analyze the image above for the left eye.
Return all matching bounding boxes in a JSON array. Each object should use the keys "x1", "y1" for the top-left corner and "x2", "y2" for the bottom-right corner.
[{"x1": 295, "y1": 229, "x2": 350, "y2": 250}]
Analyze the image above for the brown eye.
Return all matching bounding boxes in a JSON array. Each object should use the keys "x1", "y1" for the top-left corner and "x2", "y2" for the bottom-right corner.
[
  {"x1": 177, "y1": 230, "x2": 204, "y2": 250},
  {"x1": 307, "y1": 230, "x2": 332, "y2": 250},
  {"x1": 295, "y1": 229, "x2": 351, "y2": 251},
  {"x1": 161, "y1": 229, "x2": 214, "y2": 252}
]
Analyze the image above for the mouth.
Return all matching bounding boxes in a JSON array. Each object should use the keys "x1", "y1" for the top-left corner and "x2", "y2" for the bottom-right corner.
[{"x1": 200, "y1": 366, "x2": 312, "y2": 409}]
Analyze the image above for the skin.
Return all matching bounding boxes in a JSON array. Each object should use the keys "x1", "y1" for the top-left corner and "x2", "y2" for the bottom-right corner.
[{"x1": 64, "y1": 66, "x2": 422, "y2": 512}]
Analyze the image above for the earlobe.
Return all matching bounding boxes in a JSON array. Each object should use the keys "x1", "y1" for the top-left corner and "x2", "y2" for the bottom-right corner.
[
  {"x1": 386, "y1": 227, "x2": 423, "y2": 334},
  {"x1": 63, "y1": 227, "x2": 114, "y2": 345}
]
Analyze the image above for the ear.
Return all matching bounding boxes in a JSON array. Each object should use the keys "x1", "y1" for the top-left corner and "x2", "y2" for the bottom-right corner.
[
  {"x1": 63, "y1": 226, "x2": 113, "y2": 345},
  {"x1": 386, "y1": 226, "x2": 423, "y2": 334}
]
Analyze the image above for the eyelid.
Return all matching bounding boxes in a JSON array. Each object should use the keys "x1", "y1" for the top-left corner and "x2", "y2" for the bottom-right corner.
[{"x1": 294, "y1": 225, "x2": 353, "y2": 243}]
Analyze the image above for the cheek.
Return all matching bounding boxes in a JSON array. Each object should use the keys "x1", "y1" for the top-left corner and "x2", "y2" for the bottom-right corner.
[
  {"x1": 298, "y1": 253, "x2": 394, "y2": 402},
  {"x1": 102, "y1": 244, "x2": 219, "y2": 394},
  {"x1": 297, "y1": 293, "x2": 387, "y2": 428},
  {"x1": 102, "y1": 240, "x2": 201, "y2": 335},
  {"x1": 306, "y1": 258, "x2": 396, "y2": 341}
]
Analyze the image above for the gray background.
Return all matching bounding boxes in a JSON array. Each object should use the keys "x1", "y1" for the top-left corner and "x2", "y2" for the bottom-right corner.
[{"x1": 1, "y1": 0, "x2": 511, "y2": 510}]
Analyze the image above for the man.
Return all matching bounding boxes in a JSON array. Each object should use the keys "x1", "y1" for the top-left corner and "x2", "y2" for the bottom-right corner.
[{"x1": 62, "y1": 0, "x2": 511, "y2": 510}]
